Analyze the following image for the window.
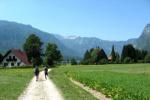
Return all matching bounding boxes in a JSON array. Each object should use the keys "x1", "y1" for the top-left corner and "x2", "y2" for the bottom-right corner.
[
  {"x1": 11, "y1": 63, "x2": 14, "y2": 66},
  {"x1": 9, "y1": 56, "x2": 11, "y2": 59},
  {"x1": 8, "y1": 56, "x2": 12, "y2": 61},
  {"x1": 13, "y1": 56, "x2": 17, "y2": 61}
]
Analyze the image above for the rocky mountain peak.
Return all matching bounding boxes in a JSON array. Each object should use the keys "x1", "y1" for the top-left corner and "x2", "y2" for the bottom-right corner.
[{"x1": 143, "y1": 24, "x2": 150, "y2": 35}]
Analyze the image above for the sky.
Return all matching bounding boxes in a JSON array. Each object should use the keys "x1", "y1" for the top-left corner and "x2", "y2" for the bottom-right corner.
[{"x1": 0, "y1": 0, "x2": 150, "y2": 41}]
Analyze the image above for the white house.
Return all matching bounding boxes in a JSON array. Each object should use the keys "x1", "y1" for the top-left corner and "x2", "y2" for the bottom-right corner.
[{"x1": 1, "y1": 49, "x2": 31, "y2": 67}]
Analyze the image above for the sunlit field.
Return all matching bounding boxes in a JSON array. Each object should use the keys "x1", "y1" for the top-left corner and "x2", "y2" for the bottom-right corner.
[
  {"x1": 0, "y1": 68, "x2": 33, "y2": 100},
  {"x1": 50, "y1": 64, "x2": 150, "y2": 100}
]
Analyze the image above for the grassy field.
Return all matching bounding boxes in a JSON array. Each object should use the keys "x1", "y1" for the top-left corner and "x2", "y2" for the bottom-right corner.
[
  {"x1": 50, "y1": 64, "x2": 150, "y2": 100},
  {"x1": 49, "y1": 67, "x2": 97, "y2": 100},
  {"x1": 0, "y1": 68, "x2": 34, "y2": 100}
]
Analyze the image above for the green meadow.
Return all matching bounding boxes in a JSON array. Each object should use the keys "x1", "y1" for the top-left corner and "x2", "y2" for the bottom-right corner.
[
  {"x1": 0, "y1": 68, "x2": 33, "y2": 100},
  {"x1": 50, "y1": 64, "x2": 150, "y2": 100}
]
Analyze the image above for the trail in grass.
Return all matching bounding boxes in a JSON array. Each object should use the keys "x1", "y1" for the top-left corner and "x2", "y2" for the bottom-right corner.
[
  {"x1": 18, "y1": 69, "x2": 63, "y2": 100},
  {"x1": 70, "y1": 78, "x2": 112, "y2": 100}
]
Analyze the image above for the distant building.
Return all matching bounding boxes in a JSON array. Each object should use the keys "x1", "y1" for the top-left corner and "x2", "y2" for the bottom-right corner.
[
  {"x1": 1, "y1": 49, "x2": 31, "y2": 67},
  {"x1": 108, "y1": 55, "x2": 112, "y2": 61}
]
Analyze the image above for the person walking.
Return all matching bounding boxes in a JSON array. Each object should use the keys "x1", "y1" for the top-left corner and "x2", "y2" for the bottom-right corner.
[
  {"x1": 34, "y1": 67, "x2": 39, "y2": 81},
  {"x1": 44, "y1": 66, "x2": 48, "y2": 80}
]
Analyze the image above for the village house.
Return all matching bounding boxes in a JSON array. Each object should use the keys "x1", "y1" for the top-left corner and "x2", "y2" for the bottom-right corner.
[
  {"x1": 1, "y1": 49, "x2": 31, "y2": 67},
  {"x1": 108, "y1": 55, "x2": 112, "y2": 61}
]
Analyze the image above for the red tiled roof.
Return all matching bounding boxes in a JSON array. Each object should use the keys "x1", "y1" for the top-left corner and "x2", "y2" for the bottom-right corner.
[{"x1": 11, "y1": 49, "x2": 31, "y2": 65}]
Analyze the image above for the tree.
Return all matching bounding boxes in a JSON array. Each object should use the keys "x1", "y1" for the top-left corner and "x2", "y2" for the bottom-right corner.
[
  {"x1": 121, "y1": 44, "x2": 136, "y2": 62},
  {"x1": 91, "y1": 48, "x2": 107, "y2": 64},
  {"x1": 81, "y1": 50, "x2": 91, "y2": 65},
  {"x1": 71, "y1": 58, "x2": 77, "y2": 65},
  {"x1": 111, "y1": 45, "x2": 116, "y2": 62},
  {"x1": 135, "y1": 49, "x2": 148, "y2": 63},
  {"x1": 0, "y1": 53, "x2": 3, "y2": 64},
  {"x1": 91, "y1": 48, "x2": 100, "y2": 64},
  {"x1": 124, "y1": 57, "x2": 133, "y2": 64},
  {"x1": 23, "y1": 34, "x2": 43, "y2": 66},
  {"x1": 83, "y1": 50, "x2": 91, "y2": 60},
  {"x1": 97, "y1": 49, "x2": 107, "y2": 60},
  {"x1": 45, "y1": 43, "x2": 62, "y2": 66},
  {"x1": 145, "y1": 53, "x2": 150, "y2": 63},
  {"x1": 100, "y1": 58, "x2": 108, "y2": 64},
  {"x1": 141, "y1": 50, "x2": 148, "y2": 60},
  {"x1": 81, "y1": 47, "x2": 108, "y2": 65},
  {"x1": 115, "y1": 52, "x2": 120, "y2": 63}
]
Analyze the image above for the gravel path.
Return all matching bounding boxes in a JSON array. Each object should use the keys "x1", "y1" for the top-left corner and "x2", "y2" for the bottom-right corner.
[{"x1": 18, "y1": 69, "x2": 63, "y2": 100}]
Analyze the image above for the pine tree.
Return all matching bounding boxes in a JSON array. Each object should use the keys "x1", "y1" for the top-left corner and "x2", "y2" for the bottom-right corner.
[
  {"x1": 83, "y1": 50, "x2": 91, "y2": 60},
  {"x1": 111, "y1": 45, "x2": 116, "y2": 62},
  {"x1": 121, "y1": 44, "x2": 136, "y2": 62}
]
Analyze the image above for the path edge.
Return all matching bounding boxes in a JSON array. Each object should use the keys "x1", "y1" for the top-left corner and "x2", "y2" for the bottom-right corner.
[{"x1": 69, "y1": 78, "x2": 112, "y2": 100}]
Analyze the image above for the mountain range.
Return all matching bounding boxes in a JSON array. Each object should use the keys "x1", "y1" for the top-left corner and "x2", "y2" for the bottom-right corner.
[{"x1": 0, "y1": 20, "x2": 149, "y2": 59}]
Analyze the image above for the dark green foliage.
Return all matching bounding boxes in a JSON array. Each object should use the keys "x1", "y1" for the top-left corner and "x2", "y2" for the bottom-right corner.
[
  {"x1": 89, "y1": 48, "x2": 94, "y2": 54},
  {"x1": 80, "y1": 60, "x2": 90, "y2": 65},
  {"x1": 97, "y1": 49, "x2": 108, "y2": 60},
  {"x1": 45, "y1": 43, "x2": 62, "y2": 67},
  {"x1": 111, "y1": 45, "x2": 116, "y2": 62},
  {"x1": 91, "y1": 48, "x2": 100, "y2": 64},
  {"x1": 100, "y1": 58, "x2": 108, "y2": 64},
  {"x1": 115, "y1": 52, "x2": 120, "y2": 63},
  {"x1": 32, "y1": 57, "x2": 43, "y2": 66},
  {"x1": 121, "y1": 44, "x2": 136, "y2": 62},
  {"x1": 83, "y1": 50, "x2": 91, "y2": 61},
  {"x1": 144, "y1": 53, "x2": 150, "y2": 63},
  {"x1": 23, "y1": 34, "x2": 43, "y2": 66},
  {"x1": 71, "y1": 58, "x2": 77, "y2": 65},
  {"x1": 81, "y1": 47, "x2": 108, "y2": 65},
  {"x1": 123, "y1": 57, "x2": 133, "y2": 64},
  {"x1": 0, "y1": 53, "x2": 3, "y2": 64},
  {"x1": 121, "y1": 44, "x2": 148, "y2": 63},
  {"x1": 135, "y1": 49, "x2": 147, "y2": 61},
  {"x1": 110, "y1": 45, "x2": 121, "y2": 63},
  {"x1": 44, "y1": 56, "x2": 53, "y2": 67},
  {"x1": 81, "y1": 50, "x2": 91, "y2": 65}
]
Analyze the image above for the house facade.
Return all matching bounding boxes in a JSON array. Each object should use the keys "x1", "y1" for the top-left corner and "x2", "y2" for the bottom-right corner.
[{"x1": 2, "y1": 49, "x2": 31, "y2": 67}]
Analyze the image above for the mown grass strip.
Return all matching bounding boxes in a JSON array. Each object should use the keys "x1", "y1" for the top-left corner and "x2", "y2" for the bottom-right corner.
[
  {"x1": 0, "y1": 68, "x2": 33, "y2": 100},
  {"x1": 49, "y1": 67, "x2": 97, "y2": 100}
]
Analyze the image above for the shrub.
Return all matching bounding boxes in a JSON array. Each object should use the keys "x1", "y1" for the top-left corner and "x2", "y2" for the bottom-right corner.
[
  {"x1": 99, "y1": 59, "x2": 108, "y2": 64},
  {"x1": 137, "y1": 60, "x2": 145, "y2": 63},
  {"x1": 123, "y1": 57, "x2": 133, "y2": 64},
  {"x1": 71, "y1": 58, "x2": 77, "y2": 65},
  {"x1": 80, "y1": 60, "x2": 89, "y2": 65},
  {"x1": 144, "y1": 53, "x2": 150, "y2": 63}
]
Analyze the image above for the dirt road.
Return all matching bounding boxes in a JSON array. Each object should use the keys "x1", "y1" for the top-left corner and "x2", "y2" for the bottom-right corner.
[{"x1": 18, "y1": 69, "x2": 63, "y2": 100}]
